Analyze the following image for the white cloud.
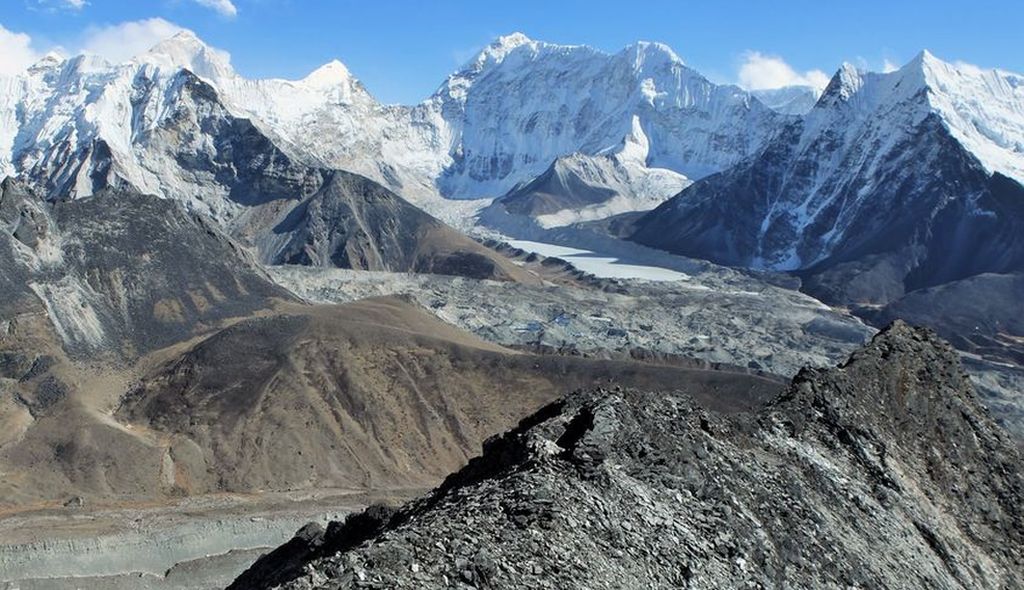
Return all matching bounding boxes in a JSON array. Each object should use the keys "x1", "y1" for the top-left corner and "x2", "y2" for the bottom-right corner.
[
  {"x1": 882, "y1": 59, "x2": 899, "y2": 73},
  {"x1": 0, "y1": 17, "x2": 222, "y2": 74},
  {"x1": 80, "y1": 18, "x2": 185, "y2": 63},
  {"x1": 32, "y1": 0, "x2": 87, "y2": 11},
  {"x1": 738, "y1": 51, "x2": 831, "y2": 92},
  {"x1": 952, "y1": 60, "x2": 998, "y2": 77},
  {"x1": 192, "y1": 0, "x2": 238, "y2": 18},
  {"x1": 0, "y1": 24, "x2": 41, "y2": 76}
]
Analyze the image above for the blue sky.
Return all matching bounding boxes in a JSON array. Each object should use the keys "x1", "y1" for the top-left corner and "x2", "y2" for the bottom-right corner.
[{"x1": 2, "y1": 0, "x2": 1021, "y2": 104}]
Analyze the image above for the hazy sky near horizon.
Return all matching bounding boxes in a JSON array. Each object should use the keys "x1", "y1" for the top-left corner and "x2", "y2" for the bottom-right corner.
[{"x1": 1, "y1": 0, "x2": 1020, "y2": 104}]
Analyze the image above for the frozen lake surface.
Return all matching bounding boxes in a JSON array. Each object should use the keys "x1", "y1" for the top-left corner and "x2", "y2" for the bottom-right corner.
[{"x1": 507, "y1": 240, "x2": 690, "y2": 281}]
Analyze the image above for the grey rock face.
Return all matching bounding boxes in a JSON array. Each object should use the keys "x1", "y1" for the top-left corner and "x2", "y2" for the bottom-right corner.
[
  {"x1": 632, "y1": 115, "x2": 1024, "y2": 307},
  {"x1": 0, "y1": 178, "x2": 289, "y2": 358},
  {"x1": 497, "y1": 157, "x2": 621, "y2": 218},
  {"x1": 858, "y1": 272, "x2": 1024, "y2": 437},
  {"x1": 865, "y1": 272, "x2": 1024, "y2": 364},
  {"x1": 262, "y1": 171, "x2": 528, "y2": 281},
  {"x1": 233, "y1": 322, "x2": 1023, "y2": 589}
]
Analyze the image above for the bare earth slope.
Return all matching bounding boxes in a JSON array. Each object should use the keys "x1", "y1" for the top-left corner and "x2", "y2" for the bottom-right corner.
[
  {"x1": 234, "y1": 322, "x2": 1023, "y2": 590},
  {"x1": 118, "y1": 297, "x2": 782, "y2": 499},
  {"x1": 0, "y1": 179, "x2": 295, "y2": 508}
]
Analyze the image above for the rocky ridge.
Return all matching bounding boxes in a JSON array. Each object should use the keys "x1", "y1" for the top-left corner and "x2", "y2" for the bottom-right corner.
[{"x1": 233, "y1": 322, "x2": 1024, "y2": 589}]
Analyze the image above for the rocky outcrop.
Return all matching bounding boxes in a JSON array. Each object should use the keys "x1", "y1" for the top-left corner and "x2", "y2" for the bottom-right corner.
[
  {"x1": 234, "y1": 322, "x2": 1023, "y2": 589},
  {"x1": 863, "y1": 272, "x2": 1024, "y2": 364}
]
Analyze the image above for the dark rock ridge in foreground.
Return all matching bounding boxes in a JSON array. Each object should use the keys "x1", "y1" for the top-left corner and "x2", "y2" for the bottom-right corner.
[{"x1": 234, "y1": 322, "x2": 1024, "y2": 589}]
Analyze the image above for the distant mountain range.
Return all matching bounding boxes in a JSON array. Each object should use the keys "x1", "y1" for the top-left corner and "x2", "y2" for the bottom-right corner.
[
  {"x1": 2, "y1": 29, "x2": 1023, "y2": 366},
  {"x1": 0, "y1": 31, "x2": 786, "y2": 209}
]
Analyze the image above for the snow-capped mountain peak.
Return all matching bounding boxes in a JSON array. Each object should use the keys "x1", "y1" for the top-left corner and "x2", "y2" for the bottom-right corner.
[
  {"x1": 632, "y1": 48, "x2": 1024, "y2": 301},
  {"x1": 916, "y1": 51, "x2": 1024, "y2": 182},
  {"x1": 623, "y1": 41, "x2": 685, "y2": 69},
  {"x1": 441, "y1": 35, "x2": 594, "y2": 102},
  {"x1": 28, "y1": 51, "x2": 66, "y2": 73},
  {"x1": 136, "y1": 30, "x2": 234, "y2": 80},
  {"x1": 455, "y1": 32, "x2": 600, "y2": 80},
  {"x1": 479, "y1": 32, "x2": 537, "y2": 62},
  {"x1": 817, "y1": 62, "x2": 865, "y2": 106},
  {"x1": 301, "y1": 60, "x2": 355, "y2": 88},
  {"x1": 428, "y1": 33, "x2": 783, "y2": 199},
  {"x1": 814, "y1": 51, "x2": 1024, "y2": 183},
  {"x1": 913, "y1": 48, "x2": 945, "y2": 73}
]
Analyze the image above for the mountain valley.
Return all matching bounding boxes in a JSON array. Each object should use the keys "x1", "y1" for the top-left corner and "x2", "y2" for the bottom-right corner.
[{"x1": 0, "y1": 22, "x2": 1021, "y2": 590}]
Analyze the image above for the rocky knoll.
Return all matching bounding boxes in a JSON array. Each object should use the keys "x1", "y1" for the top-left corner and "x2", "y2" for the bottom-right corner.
[{"x1": 234, "y1": 322, "x2": 1023, "y2": 589}]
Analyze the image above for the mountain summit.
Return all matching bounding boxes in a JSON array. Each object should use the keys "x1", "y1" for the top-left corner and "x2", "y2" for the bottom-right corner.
[
  {"x1": 631, "y1": 51, "x2": 1024, "y2": 304},
  {"x1": 137, "y1": 29, "x2": 235, "y2": 79},
  {"x1": 0, "y1": 30, "x2": 788, "y2": 214}
]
